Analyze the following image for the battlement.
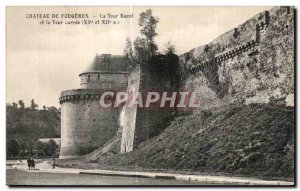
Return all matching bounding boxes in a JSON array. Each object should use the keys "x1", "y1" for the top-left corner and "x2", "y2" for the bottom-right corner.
[
  {"x1": 178, "y1": 6, "x2": 294, "y2": 112},
  {"x1": 179, "y1": 8, "x2": 284, "y2": 79},
  {"x1": 59, "y1": 89, "x2": 108, "y2": 104},
  {"x1": 180, "y1": 38, "x2": 259, "y2": 79}
]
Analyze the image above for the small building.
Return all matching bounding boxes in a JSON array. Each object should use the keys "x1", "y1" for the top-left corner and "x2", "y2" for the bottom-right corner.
[{"x1": 35, "y1": 138, "x2": 61, "y2": 146}]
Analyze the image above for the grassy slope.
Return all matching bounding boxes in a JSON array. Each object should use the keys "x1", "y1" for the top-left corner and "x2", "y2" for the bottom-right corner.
[{"x1": 96, "y1": 103, "x2": 294, "y2": 179}]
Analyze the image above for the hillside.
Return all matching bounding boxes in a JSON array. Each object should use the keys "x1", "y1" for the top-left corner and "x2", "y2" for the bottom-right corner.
[
  {"x1": 6, "y1": 103, "x2": 61, "y2": 144},
  {"x1": 94, "y1": 103, "x2": 294, "y2": 179}
]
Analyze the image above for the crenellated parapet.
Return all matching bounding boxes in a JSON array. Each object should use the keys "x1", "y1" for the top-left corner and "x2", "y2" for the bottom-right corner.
[
  {"x1": 179, "y1": 7, "x2": 291, "y2": 80},
  {"x1": 59, "y1": 89, "x2": 107, "y2": 104},
  {"x1": 178, "y1": 6, "x2": 294, "y2": 112},
  {"x1": 180, "y1": 39, "x2": 259, "y2": 79}
]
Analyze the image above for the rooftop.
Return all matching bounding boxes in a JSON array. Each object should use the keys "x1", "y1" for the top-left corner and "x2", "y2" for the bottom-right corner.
[
  {"x1": 35, "y1": 138, "x2": 61, "y2": 145},
  {"x1": 80, "y1": 54, "x2": 128, "y2": 75}
]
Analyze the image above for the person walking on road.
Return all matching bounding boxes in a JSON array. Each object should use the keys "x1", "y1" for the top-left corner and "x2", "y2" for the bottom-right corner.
[
  {"x1": 31, "y1": 158, "x2": 35, "y2": 170},
  {"x1": 27, "y1": 158, "x2": 31, "y2": 170},
  {"x1": 51, "y1": 156, "x2": 56, "y2": 169}
]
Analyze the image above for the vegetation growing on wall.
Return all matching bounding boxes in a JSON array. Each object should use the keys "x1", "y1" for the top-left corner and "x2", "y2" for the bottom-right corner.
[{"x1": 123, "y1": 9, "x2": 181, "y2": 78}]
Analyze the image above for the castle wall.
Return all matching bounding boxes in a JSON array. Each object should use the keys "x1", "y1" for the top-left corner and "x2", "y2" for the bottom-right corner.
[
  {"x1": 120, "y1": 67, "x2": 140, "y2": 153},
  {"x1": 179, "y1": 6, "x2": 294, "y2": 113},
  {"x1": 59, "y1": 7, "x2": 294, "y2": 157},
  {"x1": 120, "y1": 55, "x2": 180, "y2": 153},
  {"x1": 59, "y1": 89, "x2": 120, "y2": 159},
  {"x1": 80, "y1": 72, "x2": 127, "y2": 90}
]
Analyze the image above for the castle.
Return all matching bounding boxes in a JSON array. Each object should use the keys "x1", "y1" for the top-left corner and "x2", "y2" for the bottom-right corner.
[
  {"x1": 59, "y1": 6, "x2": 294, "y2": 159},
  {"x1": 59, "y1": 54, "x2": 128, "y2": 159}
]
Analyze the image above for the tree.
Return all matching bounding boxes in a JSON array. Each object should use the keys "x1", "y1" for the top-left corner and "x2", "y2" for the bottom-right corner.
[
  {"x1": 18, "y1": 141, "x2": 26, "y2": 157},
  {"x1": 124, "y1": 9, "x2": 159, "y2": 68},
  {"x1": 34, "y1": 141, "x2": 45, "y2": 156},
  {"x1": 48, "y1": 106, "x2": 58, "y2": 113},
  {"x1": 30, "y1": 99, "x2": 38, "y2": 110},
  {"x1": 139, "y1": 9, "x2": 159, "y2": 40},
  {"x1": 18, "y1": 100, "x2": 25, "y2": 109},
  {"x1": 48, "y1": 140, "x2": 58, "y2": 156},
  {"x1": 7, "y1": 140, "x2": 19, "y2": 157},
  {"x1": 12, "y1": 102, "x2": 17, "y2": 108},
  {"x1": 138, "y1": 9, "x2": 159, "y2": 56},
  {"x1": 164, "y1": 41, "x2": 176, "y2": 55},
  {"x1": 25, "y1": 140, "x2": 34, "y2": 155}
]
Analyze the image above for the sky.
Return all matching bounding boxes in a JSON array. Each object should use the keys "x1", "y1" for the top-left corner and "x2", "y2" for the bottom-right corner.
[{"x1": 6, "y1": 6, "x2": 271, "y2": 108}]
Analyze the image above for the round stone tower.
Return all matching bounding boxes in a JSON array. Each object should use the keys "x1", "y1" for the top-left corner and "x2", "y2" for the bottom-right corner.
[{"x1": 59, "y1": 54, "x2": 128, "y2": 159}]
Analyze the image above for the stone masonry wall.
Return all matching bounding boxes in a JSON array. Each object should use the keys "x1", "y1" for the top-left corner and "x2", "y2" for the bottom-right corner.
[
  {"x1": 120, "y1": 66, "x2": 140, "y2": 153},
  {"x1": 59, "y1": 89, "x2": 120, "y2": 159},
  {"x1": 60, "y1": 54, "x2": 128, "y2": 159},
  {"x1": 179, "y1": 6, "x2": 294, "y2": 113},
  {"x1": 120, "y1": 55, "x2": 180, "y2": 153},
  {"x1": 80, "y1": 72, "x2": 127, "y2": 90}
]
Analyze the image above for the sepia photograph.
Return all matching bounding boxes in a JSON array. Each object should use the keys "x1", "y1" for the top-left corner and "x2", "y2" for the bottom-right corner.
[{"x1": 5, "y1": 5, "x2": 295, "y2": 186}]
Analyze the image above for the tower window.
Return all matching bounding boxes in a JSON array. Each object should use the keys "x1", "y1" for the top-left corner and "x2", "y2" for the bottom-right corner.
[
  {"x1": 98, "y1": 74, "x2": 100, "y2": 79},
  {"x1": 88, "y1": 75, "x2": 90, "y2": 81}
]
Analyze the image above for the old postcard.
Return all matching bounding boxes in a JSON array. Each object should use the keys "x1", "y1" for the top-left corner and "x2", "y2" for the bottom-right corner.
[{"x1": 6, "y1": 6, "x2": 295, "y2": 186}]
